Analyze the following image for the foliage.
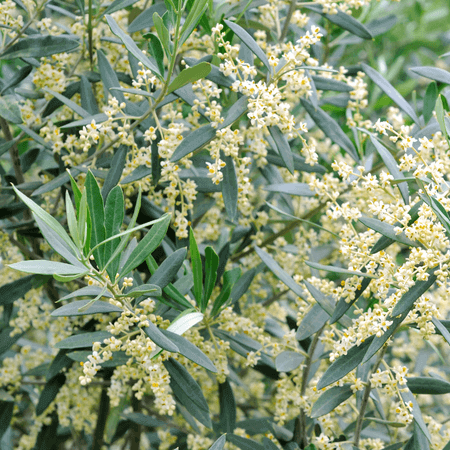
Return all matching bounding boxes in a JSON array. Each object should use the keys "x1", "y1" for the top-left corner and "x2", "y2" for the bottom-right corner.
[{"x1": 1, "y1": 0, "x2": 450, "y2": 449}]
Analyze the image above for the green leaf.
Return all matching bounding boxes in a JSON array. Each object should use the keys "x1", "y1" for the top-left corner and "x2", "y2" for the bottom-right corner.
[
  {"x1": 359, "y1": 216, "x2": 419, "y2": 248},
  {"x1": 255, "y1": 246, "x2": 304, "y2": 297},
  {"x1": 119, "y1": 214, "x2": 171, "y2": 277},
  {"x1": 369, "y1": 135, "x2": 409, "y2": 204},
  {"x1": 211, "y1": 267, "x2": 241, "y2": 316},
  {"x1": 146, "y1": 33, "x2": 165, "y2": 76},
  {"x1": 362, "y1": 63, "x2": 420, "y2": 126},
  {"x1": 34, "y1": 215, "x2": 84, "y2": 268},
  {"x1": 179, "y1": 0, "x2": 208, "y2": 46},
  {"x1": 436, "y1": 95, "x2": 450, "y2": 144},
  {"x1": 101, "y1": 0, "x2": 140, "y2": 17},
  {"x1": 0, "y1": 64, "x2": 33, "y2": 95},
  {"x1": 46, "y1": 350, "x2": 73, "y2": 381},
  {"x1": 12, "y1": 184, "x2": 79, "y2": 256},
  {"x1": 42, "y1": 87, "x2": 90, "y2": 118},
  {"x1": 0, "y1": 401, "x2": 14, "y2": 441},
  {"x1": 105, "y1": 393, "x2": 126, "y2": 444},
  {"x1": 219, "y1": 378, "x2": 236, "y2": 433},
  {"x1": 9, "y1": 260, "x2": 85, "y2": 275},
  {"x1": 123, "y1": 283, "x2": 162, "y2": 298},
  {"x1": 224, "y1": 19, "x2": 271, "y2": 72},
  {"x1": 51, "y1": 300, "x2": 122, "y2": 317},
  {"x1": 0, "y1": 274, "x2": 50, "y2": 306},
  {"x1": 423, "y1": 82, "x2": 438, "y2": 124},
  {"x1": 189, "y1": 228, "x2": 203, "y2": 307},
  {"x1": 36, "y1": 373, "x2": 66, "y2": 416},
  {"x1": 171, "y1": 95, "x2": 248, "y2": 162},
  {"x1": 302, "y1": 4, "x2": 372, "y2": 39},
  {"x1": 407, "y1": 376, "x2": 450, "y2": 395},
  {"x1": 148, "y1": 248, "x2": 187, "y2": 290},
  {"x1": 153, "y1": 12, "x2": 171, "y2": 57},
  {"x1": 0, "y1": 327, "x2": 22, "y2": 356},
  {"x1": 390, "y1": 268, "x2": 437, "y2": 318},
  {"x1": 54, "y1": 331, "x2": 112, "y2": 349},
  {"x1": 167, "y1": 62, "x2": 211, "y2": 94},
  {"x1": 0, "y1": 35, "x2": 79, "y2": 60},
  {"x1": 80, "y1": 75, "x2": 99, "y2": 115},
  {"x1": 97, "y1": 49, "x2": 126, "y2": 104},
  {"x1": 121, "y1": 412, "x2": 166, "y2": 427},
  {"x1": 317, "y1": 336, "x2": 375, "y2": 389},
  {"x1": 330, "y1": 277, "x2": 371, "y2": 324},
  {"x1": 275, "y1": 351, "x2": 304, "y2": 372},
  {"x1": 227, "y1": 434, "x2": 264, "y2": 450},
  {"x1": 209, "y1": 435, "x2": 227, "y2": 450},
  {"x1": 304, "y1": 280, "x2": 352, "y2": 328},
  {"x1": 159, "y1": 329, "x2": 217, "y2": 372},
  {"x1": 163, "y1": 358, "x2": 211, "y2": 428},
  {"x1": 143, "y1": 321, "x2": 179, "y2": 352},
  {"x1": 105, "y1": 15, "x2": 161, "y2": 79},
  {"x1": 85, "y1": 171, "x2": 106, "y2": 269},
  {"x1": 296, "y1": 303, "x2": 329, "y2": 341},
  {"x1": 264, "y1": 183, "x2": 315, "y2": 197},
  {"x1": 58, "y1": 286, "x2": 113, "y2": 302},
  {"x1": 103, "y1": 185, "x2": 125, "y2": 280},
  {"x1": 201, "y1": 246, "x2": 219, "y2": 312},
  {"x1": 128, "y1": 3, "x2": 167, "y2": 32},
  {"x1": 66, "y1": 191, "x2": 81, "y2": 250},
  {"x1": 301, "y1": 99, "x2": 359, "y2": 161},
  {"x1": 305, "y1": 261, "x2": 377, "y2": 279},
  {"x1": 221, "y1": 153, "x2": 238, "y2": 221},
  {"x1": 400, "y1": 389, "x2": 432, "y2": 442},
  {"x1": 146, "y1": 255, "x2": 193, "y2": 309},
  {"x1": 268, "y1": 126, "x2": 294, "y2": 175},
  {"x1": 263, "y1": 437, "x2": 279, "y2": 450},
  {"x1": 230, "y1": 267, "x2": 258, "y2": 305},
  {"x1": 410, "y1": 66, "x2": 450, "y2": 85},
  {"x1": 0, "y1": 95, "x2": 22, "y2": 123},
  {"x1": 310, "y1": 384, "x2": 353, "y2": 418},
  {"x1": 311, "y1": 76, "x2": 352, "y2": 92},
  {"x1": 414, "y1": 421, "x2": 430, "y2": 450},
  {"x1": 432, "y1": 317, "x2": 450, "y2": 346}
]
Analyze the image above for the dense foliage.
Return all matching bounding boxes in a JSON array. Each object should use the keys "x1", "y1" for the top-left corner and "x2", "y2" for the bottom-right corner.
[{"x1": 1, "y1": 0, "x2": 450, "y2": 449}]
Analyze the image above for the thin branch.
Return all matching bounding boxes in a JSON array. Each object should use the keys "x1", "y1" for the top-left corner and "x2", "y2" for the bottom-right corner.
[{"x1": 280, "y1": 0, "x2": 297, "y2": 42}]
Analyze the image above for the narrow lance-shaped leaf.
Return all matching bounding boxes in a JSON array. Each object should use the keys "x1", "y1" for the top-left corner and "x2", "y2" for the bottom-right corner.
[
  {"x1": 163, "y1": 358, "x2": 212, "y2": 428},
  {"x1": 85, "y1": 171, "x2": 106, "y2": 269},
  {"x1": 148, "y1": 248, "x2": 187, "y2": 290},
  {"x1": 219, "y1": 378, "x2": 236, "y2": 433},
  {"x1": 211, "y1": 267, "x2": 241, "y2": 316},
  {"x1": 275, "y1": 351, "x2": 304, "y2": 372},
  {"x1": 410, "y1": 66, "x2": 450, "y2": 85},
  {"x1": 51, "y1": 300, "x2": 123, "y2": 317},
  {"x1": 119, "y1": 213, "x2": 171, "y2": 277},
  {"x1": 179, "y1": 0, "x2": 208, "y2": 45},
  {"x1": 310, "y1": 384, "x2": 353, "y2": 418},
  {"x1": 189, "y1": 228, "x2": 203, "y2": 306},
  {"x1": 202, "y1": 246, "x2": 219, "y2": 312},
  {"x1": 9, "y1": 260, "x2": 86, "y2": 275},
  {"x1": 0, "y1": 95, "x2": 22, "y2": 123},
  {"x1": 269, "y1": 126, "x2": 294, "y2": 175},
  {"x1": 301, "y1": 98, "x2": 359, "y2": 161},
  {"x1": 302, "y1": 4, "x2": 372, "y2": 39},
  {"x1": 209, "y1": 435, "x2": 227, "y2": 450},
  {"x1": 12, "y1": 184, "x2": 79, "y2": 256},
  {"x1": 317, "y1": 336, "x2": 375, "y2": 389},
  {"x1": 128, "y1": 3, "x2": 167, "y2": 32},
  {"x1": 168, "y1": 62, "x2": 211, "y2": 94},
  {"x1": 0, "y1": 35, "x2": 80, "y2": 60},
  {"x1": 0, "y1": 274, "x2": 50, "y2": 307},
  {"x1": 36, "y1": 373, "x2": 66, "y2": 416},
  {"x1": 104, "y1": 185, "x2": 125, "y2": 280},
  {"x1": 255, "y1": 246, "x2": 305, "y2": 297},
  {"x1": 143, "y1": 321, "x2": 179, "y2": 353},
  {"x1": 224, "y1": 19, "x2": 272, "y2": 72},
  {"x1": 359, "y1": 216, "x2": 419, "y2": 248},
  {"x1": 221, "y1": 152, "x2": 238, "y2": 221},
  {"x1": 42, "y1": 87, "x2": 90, "y2": 118},
  {"x1": 400, "y1": 389, "x2": 432, "y2": 442},
  {"x1": 423, "y1": 82, "x2": 438, "y2": 124},
  {"x1": 369, "y1": 135, "x2": 409, "y2": 205},
  {"x1": 361, "y1": 63, "x2": 420, "y2": 126},
  {"x1": 105, "y1": 15, "x2": 162, "y2": 79},
  {"x1": 160, "y1": 328, "x2": 217, "y2": 372}
]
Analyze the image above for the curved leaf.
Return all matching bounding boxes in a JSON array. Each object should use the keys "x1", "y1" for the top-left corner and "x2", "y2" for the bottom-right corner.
[
  {"x1": 143, "y1": 321, "x2": 179, "y2": 353},
  {"x1": 301, "y1": 98, "x2": 358, "y2": 161},
  {"x1": 268, "y1": 126, "x2": 294, "y2": 175},
  {"x1": 9, "y1": 260, "x2": 86, "y2": 275},
  {"x1": 362, "y1": 63, "x2": 420, "y2": 126},
  {"x1": 275, "y1": 351, "x2": 304, "y2": 372},
  {"x1": 264, "y1": 183, "x2": 315, "y2": 196},
  {"x1": 311, "y1": 384, "x2": 353, "y2": 418},
  {"x1": 51, "y1": 300, "x2": 122, "y2": 317},
  {"x1": 410, "y1": 66, "x2": 450, "y2": 85},
  {"x1": 168, "y1": 62, "x2": 211, "y2": 93},
  {"x1": 54, "y1": 331, "x2": 112, "y2": 349}
]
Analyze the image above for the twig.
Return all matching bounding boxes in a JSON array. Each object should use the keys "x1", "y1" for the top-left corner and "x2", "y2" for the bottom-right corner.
[
  {"x1": 280, "y1": 0, "x2": 297, "y2": 41},
  {"x1": 92, "y1": 385, "x2": 111, "y2": 450},
  {"x1": 294, "y1": 323, "x2": 326, "y2": 447}
]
